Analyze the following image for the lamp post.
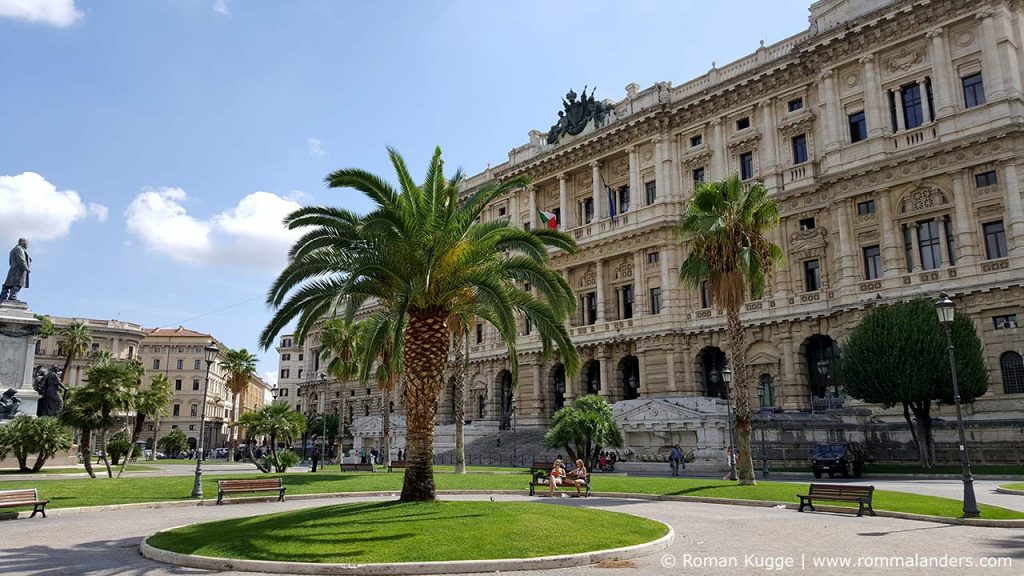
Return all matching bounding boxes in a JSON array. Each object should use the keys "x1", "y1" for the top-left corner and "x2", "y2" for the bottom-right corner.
[
  {"x1": 757, "y1": 380, "x2": 769, "y2": 478},
  {"x1": 511, "y1": 395, "x2": 517, "y2": 467},
  {"x1": 935, "y1": 293, "x2": 980, "y2": 518},
  {"x1": 721, "y1": 367, "x2": 737, "y2": 481},
  {"x1": 191, "y1": 342, "x2": 219, "y2": 498},
  {"x1": 319, "y1": 373, "x2": 327, "y2": 471}
]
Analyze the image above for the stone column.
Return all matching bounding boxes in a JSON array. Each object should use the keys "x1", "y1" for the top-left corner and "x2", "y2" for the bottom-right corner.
[
  {"x1": 666, "y1": 349, "x2": 678, "y2": 393},
  {"x1": 590, "y1": 161, "x2": 603, "y2": 221},
  {"x1": 760, "y1": 98, "x2": 778, "y2": 170},
  {"x1": 598, "y1": 348, "x2": 612, "y2": 399},
  {"x1": 595, "y1": 259, "x2": 606, "y2": 323},
  {"x1": 781, "y1": 337, "x2": 797, "y2": 409},
  {"x1": 558, "y1": 174, "x2": 570, "y2": 229},
  {"x1": 1004, "y1": 163, "x2": 1024, "y2": 256},
  {"x1": 628, "y1": 146, "x2": 642, "y2": 206},
  {"x1": 878, "y1": 189, "x2": 902, "y2": 276},
  {"x1": 994, "y1": 7, "x2": 1024, "y2": 99},
  {"x1": 919, "y1": 78, "x2": 933, "y2": 122},
  {"x1": 659, "y1": 247, "x2": 671, "y2": 311},
  {"x1": 893, "y1": 87, "x2": 906, "y2": 131},
  {"x1": 952, "y1": 171, "x2": 979, "y2": 266},
  {"x1": 528, "y1": 185, "x2": 537, "y2": 229},
  {"x1": 510, "y1": 189, "x2": 521, "y2": 228},
  {"x1": 835, "y1": 199, "x2": 855, "y2": 285},
  {"x1": 977, "y1": 9, "x2": 1003, "y2": 101},
  {"x1": 633, "y1": 250, "x2": 646, "y2": 318},
  {"x1": 711, "y1": 118, "x2": 726, "y2": 176},
  {"x1": 653, "y1": 134, "x2": 667, "y2": 202},
  {"x1": 818, "y1": 70, "x2": 839, "y2": 151},
  {"x1": 669, "y1": 134, "x2": 682, "y2": 199},
  {"x1": 861, "y1": 55, "x2": 887, "y2": 137},
  {"x1": 927, "y1": 28, "x2": 957, "y2": 118},
  {"x1": 532, "y1": 363, "x2": 542, "y2": 417}
]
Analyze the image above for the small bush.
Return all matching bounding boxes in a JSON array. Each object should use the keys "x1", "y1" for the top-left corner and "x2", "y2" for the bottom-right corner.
[{"x1": 263, "y1": 448, "x2": 300, "y2": 473}]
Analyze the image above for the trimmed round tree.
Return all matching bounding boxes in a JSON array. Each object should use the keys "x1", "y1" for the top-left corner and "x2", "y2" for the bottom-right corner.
[
  {"x1": 544, "y1": 394, "x2": 623, "y2": 471},
  {"x1": 839, "y1": 298, "x2": 988, "y2": 467}
]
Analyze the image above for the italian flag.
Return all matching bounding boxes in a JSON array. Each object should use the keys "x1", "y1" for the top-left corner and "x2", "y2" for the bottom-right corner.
[{"x1": 538, "y1": 210, "x2": 558, "y2": 230}]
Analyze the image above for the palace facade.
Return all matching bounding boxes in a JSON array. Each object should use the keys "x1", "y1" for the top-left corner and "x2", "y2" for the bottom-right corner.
[{"x1": 292, "y1": 0, "x2": 1024, "y2": 434}]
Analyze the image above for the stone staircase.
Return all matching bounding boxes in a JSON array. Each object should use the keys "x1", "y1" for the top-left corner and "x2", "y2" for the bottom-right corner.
[{"x1": 434, "y1": 428, "x2": 560, "y2": 468}]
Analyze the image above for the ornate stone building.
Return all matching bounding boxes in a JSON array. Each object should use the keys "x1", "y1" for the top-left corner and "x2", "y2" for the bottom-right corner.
[
  {"x1": 33, "y1": 317, "x2": 147, "y2": 388},
  {"x1": 284, "y1": 0, "x2": 1024, "y2": 446}
]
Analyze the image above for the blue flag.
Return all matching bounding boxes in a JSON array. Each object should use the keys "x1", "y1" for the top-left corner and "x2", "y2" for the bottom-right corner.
[{"x1": 606, "y1": 183, "x2": 616, "y2": 219}]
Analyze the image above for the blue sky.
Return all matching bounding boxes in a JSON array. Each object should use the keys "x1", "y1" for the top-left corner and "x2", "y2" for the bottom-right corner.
[{"x1": 0, "y1": 0, "x2": 809, "y2": 385}]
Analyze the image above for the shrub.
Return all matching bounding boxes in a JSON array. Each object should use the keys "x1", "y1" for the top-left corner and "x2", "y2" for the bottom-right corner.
[{"x1": 263, "y1": 448, "x2": 300, "y2": 473}]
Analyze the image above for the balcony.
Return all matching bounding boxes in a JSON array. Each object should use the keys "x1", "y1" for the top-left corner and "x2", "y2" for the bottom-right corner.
[
  {"x1": 784, "y1": 161, "x2": 817, "y2": 190},
  {"x1": 891, "y1": 123, "x2": 937, "y2": 152}
]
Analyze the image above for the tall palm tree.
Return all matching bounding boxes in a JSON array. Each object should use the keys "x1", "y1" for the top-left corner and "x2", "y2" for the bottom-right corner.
[
  {"x1": 219, "y1": 348, "x2": 259, "y2": 462},
  {"x1": 117, "y1": 373, "x2": 173, "y2": 477},
  {"x1": 319, "y1": 317, "x2": 364, "y2": 460},
  {"x1": 677, "y1": 175, "x2": 782, "y2": 485},
  {"x1": 236, "y1": 401, "x2": 306, "y2": 472},
  {"x1": 60, "y1": 388, "x2": 103, "y2": 478},
  {"x1": 261, "y1": 147, "x2": 580, "y2": 501},
  {"x1": 355, "y1": 313, "x2": 402, "y2": 468},
  {"x1": 58, "y1": 321, "x2": 92, "y2": 386},
  {"x1": 62, "y1": 359, "x2": 142, "y2": 478}
]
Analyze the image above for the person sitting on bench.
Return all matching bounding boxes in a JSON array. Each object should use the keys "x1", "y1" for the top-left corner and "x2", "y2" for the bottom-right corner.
[
  {"x1": 571, "y1": 459, "x2": 588, "y2": 496},
  {"x1": 548, "y1": 459, "x2": 565, "y2": 496}
]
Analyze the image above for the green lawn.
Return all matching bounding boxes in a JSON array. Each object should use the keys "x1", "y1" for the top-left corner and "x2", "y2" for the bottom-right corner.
[
  {"x1": 147, "y1": 500, "x2": 667, "y2": 563},
  {"x1": 145, "y1": 459, "x2": 246, "y2": 465},
  {"x1": 1001, "y1": 483, "x2": 1024, "y2": 491},
  {"x1": 0, "y1": 464, "x2": 157, "y2": 476},
  {"x1": 774, "y1": 464, "x2": 1024, "y2": 476},
  {"x1": 1, "y1": 471, "x2": 1021, "y2": 520}
]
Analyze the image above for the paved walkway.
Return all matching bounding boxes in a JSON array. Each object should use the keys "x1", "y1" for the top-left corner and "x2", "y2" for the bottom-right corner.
[{"x1": 0, "y1": 494, "x2": 1020, "y2": 576}]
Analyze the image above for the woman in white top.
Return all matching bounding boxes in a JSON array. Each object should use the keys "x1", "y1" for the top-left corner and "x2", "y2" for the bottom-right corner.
[{"x1": 572, "y1": 459, "x2": 588, "y2": 497}]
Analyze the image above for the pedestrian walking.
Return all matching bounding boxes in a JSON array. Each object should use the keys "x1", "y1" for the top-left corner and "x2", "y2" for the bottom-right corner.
[{"x1": 669, "y1": 444, "x2": 683, "y2": 477}]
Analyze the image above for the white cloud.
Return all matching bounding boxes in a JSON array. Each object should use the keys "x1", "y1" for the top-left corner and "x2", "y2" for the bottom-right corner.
[
  {"x1": 124, "y1": 187, "x2": 303, "y2": 269},
  {"x1": 0, "y1": 0, "x2": 82, "y2": 27},
  {"x1": 307, "y1": 138, "x2": 326, "y2": 158},
  {"x1": 0, "y1": 172, "x2": 106, "y2": 245},
  {"x1": 262, "y1": 370, "x2": 278, "y2": 388},
  {"x1": 213, "y1": 0, "x2": 229, "y2": 15}
]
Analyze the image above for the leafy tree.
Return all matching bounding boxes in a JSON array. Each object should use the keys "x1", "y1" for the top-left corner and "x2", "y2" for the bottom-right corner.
[
  {"x1": 219, "y1": 348, "x2": 259, "y2": 462},
  {"x1": 58, "y1": 321, "x2": 92, "y2": 385},
  {"x1": 839, "y1": 299, "x2": 988, "y2": 467},
  {"x1": 158, "y1": 429, "x2": 189, "y2": 458},
  {"x1": 33, "y1": 314, "x2": 55, "y2": 338},
  {"x1": 260, "y1": 147, "x2": 580, "y2": 501},
  {"x1": 0, "y1": 416, "x2": 73, "y2": 472},
  {"x1": 677, "y1": 175, "x2": 782, "y2": 485},
  {"x1": 543, "y1": 395, "x2": 623, "y2": 471},
  {"x1": 236, "y1": 401, "x2": 306, "y2": 472}
]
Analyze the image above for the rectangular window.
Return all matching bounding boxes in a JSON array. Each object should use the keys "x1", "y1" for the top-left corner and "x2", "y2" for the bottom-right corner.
[
  {"x1": 282, "y1": 353, "x2": 291, "y2": 361},
  {"x1": 700, "y1": 281, "x2": 711, "y2": 308},
  {"x1": 475, "y1": 323, "x2": 483, "y2": 344},
  {"x1": 298, "y1": 353, "x2": 303, "y2": 361},
  {"x1": 902, "y1": 83, "x2": 924, "y2": 129},
  {"x1": 552, "y1": 207, "x2": 561, "y2": 226},
  {"x1": 943, "y1": 216, "x2": 956, "y2": 264},
  {"x1": 622, "y1": 284, "x2": 634, "y2": 319},
  {"x1": 523, "y1": 221, "x2": 531, "y2": 231},
  {"x1": 857, "y1": 199, "x2": 876, "y2": 215},
  {"x1": 172, "y1": 405, "x2": 180, "y2": 417},
  {"x1": 190, "y1": 405, "x2": 198, "y2": 417},
  {"x1": 618, "y1": 186, "x2": 630, "y2": 214},
  {"x1": 192, "y1": 378, "x2": 200, "y2": 391},
  {"x1": 962, "y1": 73, "x2": 985, "y2": 108},
  {"x1": 993, "y1": 314, "x2": 1018, "y2": 330},
  {"x1": 984, "y1": 221, "x2": 1008, "y2": 259},
  {"x1": 498, "y1": 206, "x2": 507, "y2": 217},
  {"x1": 585, "y1": 292, "x2": 598, "y2": 325},
  {"x1": 280, "y1": 368, "x2": 289, "y2": 379},
  {"x1": 792, "y1": 134, "x2": 808, "y2": 164},
  {"x1": 174, "y1": 379, "x2": 182, "y2": 391},
  {"x1": 803, "y1": 260, "x2": 821, "y2": 292},
  {"x1": 736, "y1": 117, "x2": 750, "y2": 131},
  {"x1": 524, "y1": 317, "x2": 532, "y2": 335},
  {"x1": 975, "y1": 170, "x2": 998, "y2": 188},
  {"x1": 788, "y1": 98, "x2": 804, "y2": 112},
  {"x1": 282, "y1": 338, "x2": 292, "y2": 348},
  {"x1": 848, "y1": 111, "x2": 867, "y2": 143},
  {"x1": 917, "y1": 220, "x2": 942, "y2": 270},
  {"x1": 644, "y1": 180, "x2": 657, "y2": 205},
  {"x1": 863, "y1": 245, "x2": 882, "y2": 280},
  {"x1": 739, "y1": 152, "x2": 754, "y2": 180},
  {"x1": 153, "y1": 359, "x2": 160, "y2": 370},
  {"x1": 649, "y1": 287, "x2": 662, "y2": 314},
  {"x1": 583, "y1": 198, "x2": 594, "y2": 223},
  {"x1": 194, "y1": 359, "x2": 201, "y2": 370},
  {"x1": 690, "y1": 134, "x2": 703, "y2": 147},
  {"x1": 647, "y1": 251, "x2": 659, "y2": 264},
  {"x1": 692, "y1": 167, "x2": 705, "y2": 184},
  {"x1": 176, "y1": 359, "x2": 183, "y2": 370},
  {"x1": 799, "y1": 217, "x2": 816, "y2": 231},
  {"x1": 902, "y1": 224, "x2": 915, "y2": 272},
  {"x1": 297, "y1": 368, "x2": 303, "y2": 379}
]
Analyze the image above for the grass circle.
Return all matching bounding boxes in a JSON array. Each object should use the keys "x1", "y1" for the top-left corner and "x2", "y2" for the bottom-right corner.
[{"x1": 146, "y1": 500, "x2": 668, "y2": 564}]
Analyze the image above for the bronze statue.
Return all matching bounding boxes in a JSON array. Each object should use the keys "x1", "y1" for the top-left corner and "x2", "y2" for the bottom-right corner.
[
  {"x1": 0, "y1": 388, "x2": 20, "y2": 420},
  {"x1": 33, "y1": 366, "x2": 64, "y2": 417},
  {"x1": 1, "y1": 238, "x2": 31, "y2": 303},
  {"x1": 546, "y1": 87, "x2": 610, "y2": 145}
]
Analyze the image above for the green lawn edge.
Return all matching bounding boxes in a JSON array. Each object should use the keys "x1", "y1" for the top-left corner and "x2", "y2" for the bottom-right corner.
[
  {"x1": 1000, "y1": 483, "x2": 1024, "y2": 491},
  {"x1": 774, "y1": 464, "x2": 1024, "y2": 476},
  {"x1": 146, "y1": 500, "x2": 669, "y2": 563},
  {"x1": 1, "y1": 471, "x2": 1021, "y2": 520}
]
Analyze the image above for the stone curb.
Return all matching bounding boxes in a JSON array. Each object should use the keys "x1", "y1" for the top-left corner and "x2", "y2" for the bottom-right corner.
[
  {"x1": 140, "y1": 518, "x2": 675, "y2": 575},
  {"x1": 7, "y1": 488, "x2": 1024, "y2": 528},
  {"x1": 996, "y1": 487, "x2": 1024, "y2": 496}
]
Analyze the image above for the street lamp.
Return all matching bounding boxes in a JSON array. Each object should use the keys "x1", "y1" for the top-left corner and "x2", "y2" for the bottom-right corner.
[
  {"x1": 319, "y1": 373, "x2": 327, "y2": 471},
  {"x1": 721, "y1": 367, "x2": 737, "y2": 481},
  {"x1": 511, "y1": 395, "x2": 517, "y2": 467},
  {"x1": 757, "y1": 380, "x2": 769, "y2": 478},
  {"x1": 191, "y1": 341, "x2": 219, "y2": 498},
  {"x1": 935, "y1": 293, "x2": 981, "y2": 518}
]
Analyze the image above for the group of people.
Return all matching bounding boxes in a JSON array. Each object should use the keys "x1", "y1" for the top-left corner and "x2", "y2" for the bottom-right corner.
[
  {"x1": 547, "y1": 457, "x2": 588, "y2": 497},
  {"x1": 596, "y1": 451, "x2": 617, "y2": 472}
]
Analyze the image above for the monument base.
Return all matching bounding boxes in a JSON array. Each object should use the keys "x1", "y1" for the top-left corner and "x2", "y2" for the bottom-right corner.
[
  {"x1": 0, "y1": 447, "x2": 79, "y2": 471},
  {"x1": 0, "y1": 301, "x2": 42, "y2": 421}
]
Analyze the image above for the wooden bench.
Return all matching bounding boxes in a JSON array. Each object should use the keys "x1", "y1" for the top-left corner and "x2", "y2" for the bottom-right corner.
[
  {"x1": 387, "y1": 460, "x2": 406, "y2": 472},
  {"x1": 340, "y1": 463, "x2": 375, "y2": 472},
  {"x1": 0, "y1": 488, "x2": 48, "y2": 518},
  {"x1": 529, "y1": 472, "x2": 591, "y2": 497},
  {"x1": 798, "y1": 483, "x2": 876, "y2": 517},
  {"x1": 216, "y1": 478, "x2": 285, "y2": 505}
]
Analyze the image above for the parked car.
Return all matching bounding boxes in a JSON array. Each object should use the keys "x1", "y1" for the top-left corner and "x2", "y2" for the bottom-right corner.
[
  {"x1": 811, "y1": 442, "x2": 866, "y2": 478},
  {"x1": 142, "y1": 450, "x2": 166, "y2": 459}
]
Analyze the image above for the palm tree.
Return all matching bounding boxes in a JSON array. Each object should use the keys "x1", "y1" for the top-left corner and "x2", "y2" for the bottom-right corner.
[
  {"x1": 58, "y1": 321, "x2": 92, "y2": 386},
  {"x1": 60, "y1": 387, "x2": 103, "y2": 478},
  {"x1": 236, "y1": 401, "x2": 306, "y2": 472},
  {"x1": 543, "y1": 395, "x2": 623, "y2": 471},
  {"x1": 355, "y1": 313, "x2": 402, "y2": 468},
  {"x1": 319, "y1": 317, "x2": 364, "y2": 460},
  {"x1": 676, "y1": 175, "x2": 782, "y2": 485},
  {"x1": 91, "y1": 350, "x2": 113, "y2": 365},
  {"x1": 261, "y1": 147, "x2": 580, "y2": 501},
  {"x1": 85, "y1": 359, "x2": 142, "y2": 477},
  {"x1": 219, "y1": 348, "x2": 259, "y2": 462},
  {"x1": 117, "y1": 373, "x2": 173, "y2": 477},
  {"x1": 446, "y1": 315, "x2": 470, "y2": 474}
]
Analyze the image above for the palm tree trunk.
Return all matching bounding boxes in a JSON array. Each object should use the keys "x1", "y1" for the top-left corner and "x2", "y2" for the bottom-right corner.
[
  {"x1": 150, "y1": 420, "x2": 159, "y2": 461},
  {"x1": 117, "y1": 415, "x2": 145, "y2": 478},
  {"x1": 382, "y1": 388, "x2": 391, "y2": 467},
  {"x1": 400, "y1": 310, "x2": 449, "y2": 502},
  {"x1": 80, "y1": 428, "x2": 96, "y2": 478},
  {"x1": 98, "y1": 427, "x2": 113, "y2": 478},
  {"x1": 450, "y1": 331, "x2": 467, "y2": 474},
  {"x1": 726, "y1": 307, "x2": 756, "y2": 485},
  {"x1": 229, "y1": 393, "x2": 239, "y2": 463},
  {"x1": 337, "y1": 395, "x2": 346, "y2": 464}
]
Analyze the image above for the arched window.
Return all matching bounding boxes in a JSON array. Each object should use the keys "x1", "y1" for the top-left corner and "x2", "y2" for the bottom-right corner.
[
  {"x1": 758, "y1": 374, "x2": 776, "y2": 408},
  {"x1": 1001, "y1": 351, "x2": 1024, "y2": 394}
]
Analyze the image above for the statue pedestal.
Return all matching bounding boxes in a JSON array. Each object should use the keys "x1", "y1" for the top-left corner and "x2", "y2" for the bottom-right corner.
[{"x1": 0, "y1": 302, "x2": 42, "y2": 419}]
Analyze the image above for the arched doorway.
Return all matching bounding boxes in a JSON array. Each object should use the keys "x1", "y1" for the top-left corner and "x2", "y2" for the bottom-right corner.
[
  {"x1": 699, "y1": 347, "x2": 727, "y2": 398},
  {"x1": 620, "y1": 356, "x2": 640, "y2": 400},
  {"x1": 804, "y1": 335, "x2": 840, "y2": 399},
  {"x1": 549, "y1": 364, "x2": 566, "y2": 414},
  {"x1": 582, "y1": 360, "x2": 601, "y2": 395},
  {"x1": 187, "y1": 437, "x2": 197, "y2": 450},
  {"x1": 497, "y1": 370, "x2": 513, "y2": 430}
]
